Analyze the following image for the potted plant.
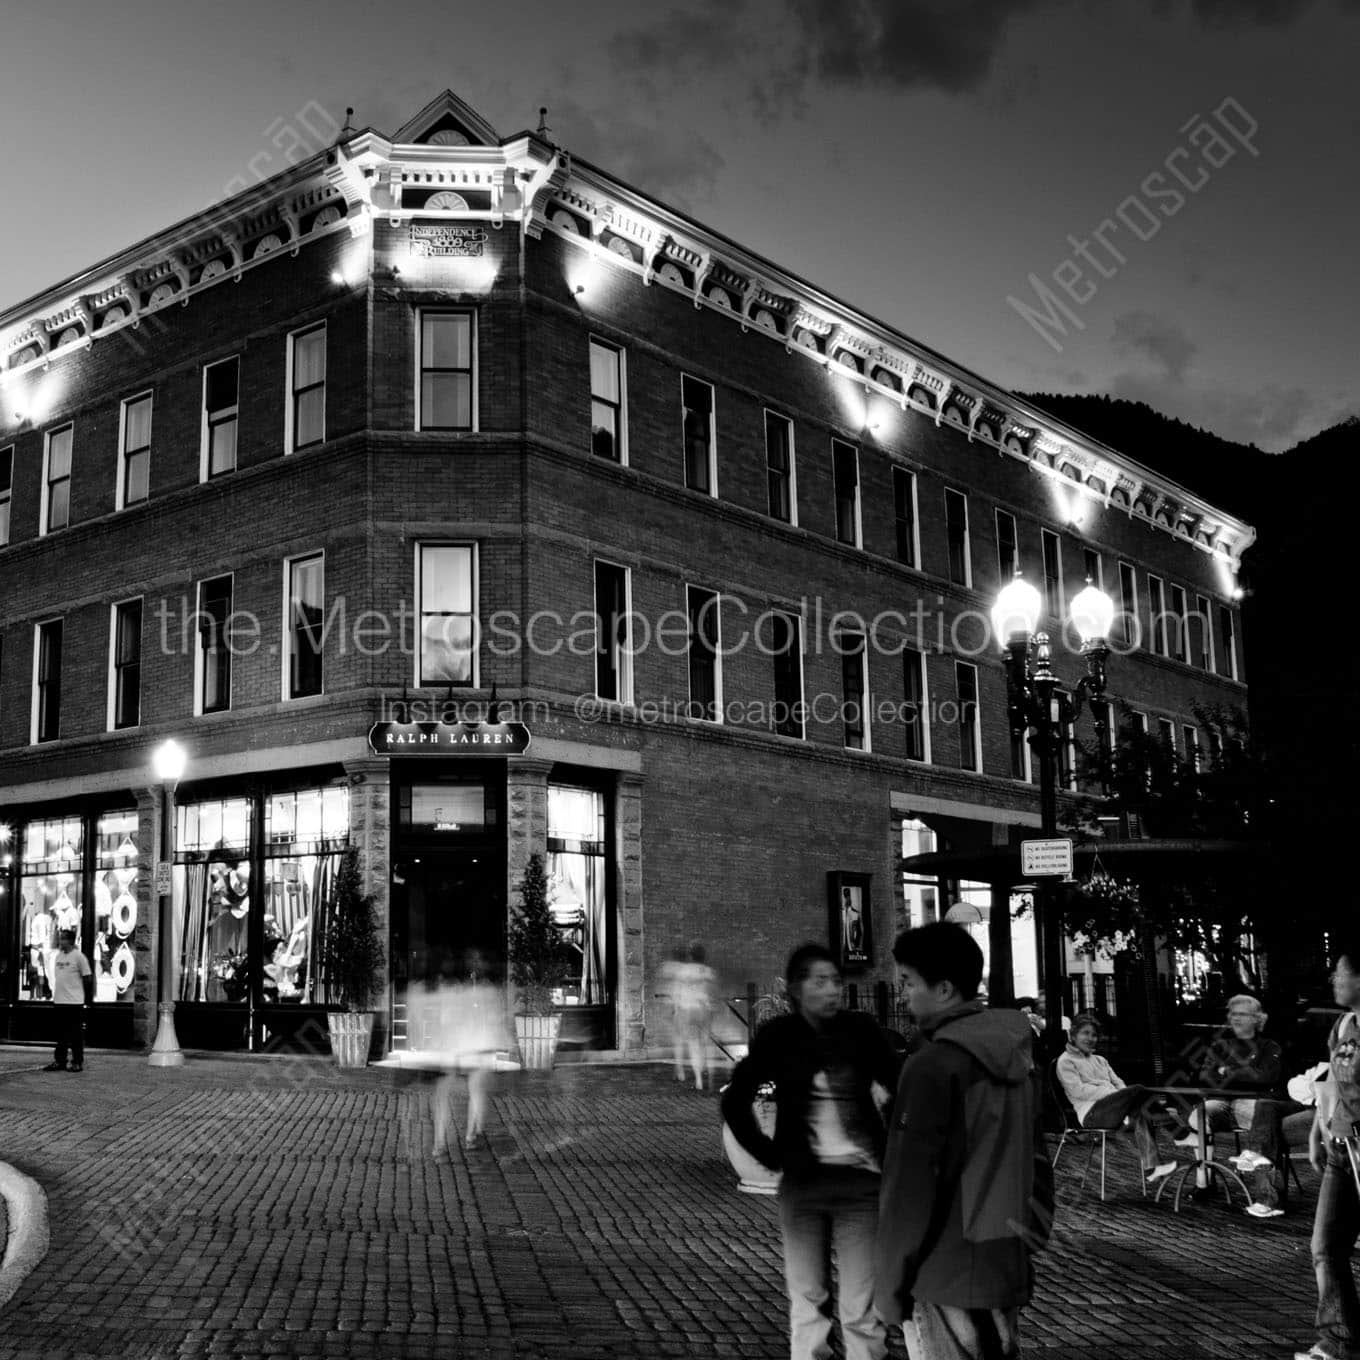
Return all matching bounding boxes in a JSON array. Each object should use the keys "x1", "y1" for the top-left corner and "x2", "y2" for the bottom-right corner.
[
  {"x1": 322, "y1": 845, "x2": 385, "y2": 1069},
  {"x1": 508, "y1": 853, "x2": 569, "y2": 1070}
]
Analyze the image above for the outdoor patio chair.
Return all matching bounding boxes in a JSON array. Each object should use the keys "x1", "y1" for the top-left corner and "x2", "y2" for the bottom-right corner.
[{"x1": 1045, "y1": 1058, "x2": 1147, "y2": 1202}]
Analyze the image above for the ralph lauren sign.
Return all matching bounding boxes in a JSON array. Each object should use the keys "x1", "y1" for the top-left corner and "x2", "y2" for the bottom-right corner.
[
  {"x1": 410, "y1": 225, "x2": 486, "y2": 257},
  {"x1": 368, "y1": 721, "x2": 531, "y2": 754}
]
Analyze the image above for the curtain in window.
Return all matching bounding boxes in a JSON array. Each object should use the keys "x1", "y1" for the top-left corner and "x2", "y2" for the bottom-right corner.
[
  {"x1": 549, "y1": 850, "x2": 607, "y2": 1005},
  {"x1": 175, "y1": 862, "x2": 210, "y2": 1002}
]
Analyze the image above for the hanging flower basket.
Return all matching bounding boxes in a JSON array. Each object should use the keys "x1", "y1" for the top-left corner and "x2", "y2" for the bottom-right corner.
[{"x1": 1067, "y1": 859, "x2": 1142, "y2": 960}]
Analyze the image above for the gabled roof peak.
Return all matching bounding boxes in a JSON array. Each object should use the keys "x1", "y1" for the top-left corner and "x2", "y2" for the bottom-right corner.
[{"x1": 393, "y1": 90, "x2": 500, "y2": 148}]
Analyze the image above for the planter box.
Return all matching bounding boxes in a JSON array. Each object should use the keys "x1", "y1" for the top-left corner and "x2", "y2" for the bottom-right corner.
[
  {"x1": 328, "y1": 1012, "x2": 375, "y2": 1069},
  {"x1": 515, "y1": 1014, "x2": 561, "y2": 1070}
]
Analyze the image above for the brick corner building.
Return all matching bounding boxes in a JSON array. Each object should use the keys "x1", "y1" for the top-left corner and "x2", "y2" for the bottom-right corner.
[{"x1": 0, "y1": 90, "x2": 1253, "y2": 1056}]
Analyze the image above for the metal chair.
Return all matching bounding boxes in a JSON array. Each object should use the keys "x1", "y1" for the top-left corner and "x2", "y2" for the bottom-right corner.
[{"x1": 1046, "y1": 1059, "x2": 1147, "y2": 1202}]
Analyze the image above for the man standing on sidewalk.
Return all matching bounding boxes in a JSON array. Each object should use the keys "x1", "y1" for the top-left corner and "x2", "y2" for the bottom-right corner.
[
  {"x1": 44, "y1": 929, "x2": 92, "y2": 1072},
  {"x1": 875, "y1": 923, "x2": 1052, "y2": 1360}
]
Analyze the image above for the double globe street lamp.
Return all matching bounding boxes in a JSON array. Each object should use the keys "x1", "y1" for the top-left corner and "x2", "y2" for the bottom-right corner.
[{"x1": 991, "y1": 572, "x2": 1116, "y2": 1049}]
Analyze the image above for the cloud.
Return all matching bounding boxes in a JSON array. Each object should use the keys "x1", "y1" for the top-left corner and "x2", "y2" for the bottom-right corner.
[{"x1": 1110, "y1": 311, "x2": 1198, "y2": 385}]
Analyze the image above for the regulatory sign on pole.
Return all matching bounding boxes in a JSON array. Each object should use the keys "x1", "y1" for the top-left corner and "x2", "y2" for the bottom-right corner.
[
  {"x1": 1020, "y1": 838, "x2": 1073, "y2": 878},
  {"x1": 155, "y1": 861, "x2": 173, "y2": 896}
]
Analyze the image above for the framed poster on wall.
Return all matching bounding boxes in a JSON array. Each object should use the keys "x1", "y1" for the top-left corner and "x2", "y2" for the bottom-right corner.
[{"x1": 828, "y1": 871, "x2": 872, "y2": 971}]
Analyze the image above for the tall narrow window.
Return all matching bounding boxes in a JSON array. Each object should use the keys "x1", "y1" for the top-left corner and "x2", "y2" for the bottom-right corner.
[
  {"x1": 686, "y1": 586, "x2": 721, "y2": 721},
  {"x1": 903, "y1": 647, "x2": 928, "y2": 761},
  {"x1": 832, "y1": 439, "x2": 861, "y2": 547},
  {"x1": 1157, "y1": 718, "x2": 1177, "y2": 754},
  {"x1": 419, "y1": 312, "x2": 474, "y2": 431},
  {"x1": 1058, "y1": 708, "x2": 1077, "y2": 790},
  {"x1": 197, "y1": 576, "x2": 233, "y2": 714},
  {"x1": 955, "y1": 661, "x2": 980, "y2": 772},
  {"x1": 589, "y1": 339, "x2": 625, "y2": 463},
  {"x1": 288, "y1": 324, "x2": 326, "y2": 452},
  {"x1": 0, "y1": 444, "x2": 12, "y2": 546},
  {"x1": 765, "y1": 411, "x2": 795, "y2": 523},
  {"x1": 1009, "y1": 711, "x2": 1031, "y2": 782},
  {"x1": 119, "y1": 393, "x2": 152, "y2": 508},
  {"x1": 110, "y1": 599, "x2": 142, "y2": 730},
  {"x1": 1168, "y1": 584, "x2": 1187, "y2": 662},
  {"x1": 1185, "y1": 725, "x2": 1201, "y2": 774},
  {"x1": 1082, "y1": 547, "x2": 1103, "y2": 591},
  {"x1": 681, "y1": 375, "x2": 715, "y2": 494},
  {"x1": 840, "y1": 632, "x2": 869, "y2": 751},
  {"x1": 1193, "y1": 594, "x2": 1214, "y2": 671},
  {"x1": 287, "y1": 554, "x2": 325, "y2": 699},
  {"x1": 945, "y1": 489, "x2": 970, "y2": 587},
  {"x1": 1041, "y1": 530, "x2": 1063, "y2": 625},
  {"x1": 995, "y1": 509, "x2": 1018, "y2": 586},
  {"x1": 771, "y1": 612, "x2": 804, "y2": 739},
  {"x1": 203, "y1": 357, "x2": 239, "y2": 479},
  {"x1": 33, "y1": 619, "x2": 62, "y2": 743},
  {"x1": 594, "y1": 561, "x2": 632, "y2": 704},
  {"x1": 893, "y1": 467, "x2": 918, "y2": 567},
  {"x1": 43, "y1": 424, "x2": 73, "y2": 533},
  {"x1": 1131, "y1": 710, "x2": 1150, "y2": 789},
  {"x1": 1118, "y1": 561, "x2": 1138, "y2": 648},
  {"x1": 1218, "y1": 605, "x2": 1239, "y2": 680},
  {"x1": 1148, "y1": 575, "x2": 1167, "y2": 656},
  {"x1": 418, "y1": 544, "x2": 476, "y2": 686}
]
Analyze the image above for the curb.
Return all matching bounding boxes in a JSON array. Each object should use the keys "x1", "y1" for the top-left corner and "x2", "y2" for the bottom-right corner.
[{"x1": 0, "y1": 1161, "x2": 49, "y2": 1310}]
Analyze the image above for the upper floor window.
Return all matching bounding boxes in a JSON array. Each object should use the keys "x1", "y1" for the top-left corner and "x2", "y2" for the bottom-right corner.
[
  {"x1": 418, "y1": 543, "x2": 477, "y2": 686},
  {"x1": 945, "y1": 489, "x2": 971, "y2": 587},
  {"x1": 1218, "y1": 605, "x2": 1239, "y2": 681},
  {"x1": 770, "y1": 612, "x2": 804, "y2": 740},
  {"x1": 33, "y1": 618, "x2": 62, "y2": 744},
  {"x1": 1193, "y1": 593, "x2": 1215, "y2": 671},
  {"x1": 1041, "y1": 529, "x2": 1063, "y2": 626},
  {"x1": 1118, "y1": 561, "x2": 1138, "y2": 648},
  {"x1": 110, "y1": 598, "x2": 143, "y2": 731},
  {"x1": 286, "y1": 553, "x2": 325, "y2": 699},
  {"x1": 118, "y1": 393, "x2": 152, "y2": 508},
  {"x1": 832, "y1": 439, "x2": 861, "y2": 547},
  {"x1": 955, "y1": 661, "x2": 980, "y2": 772},
  {"x1": 1168, "y1": 584, "x2": 1187, "y2": 663},
  {"x1": 840, "y1": 632, "x2": 869, "y2": 751},
  {"x1": 1082, "y1": 547, "x2": 1103, "y2": 591},
  {"x1": 1157, "y1": 718, "x2": 1177, "y2": 754},
  {"x1": 1147, "y1": 575, "x2": 1168, "y2": 656},
  {"x1": 197, "y1": 575, "x2": 233, "y2": 714},
  {"x1": 590, "y1": 339, "x2": 625, "y2": 463},
  {"x1": 419, "y1": 312, "x2": 474, "y2": 431},
  {"x1": 42, "y1": 424, "x2": 73, "y2": 534},
  {"x1": 686, "y1": 585, "x2": 721, "y2": 721},
  {"x1": 1185, "y1": 724, "x2": 1201, "y2": 774},
  {"x1": 893, "y1": 467, "x2": 918, "y2": 568},
  {"x1": 903, "y1": 647, "x2": 928, "y2": 762},
  {"x1": 681, "y1": 375, "x2": 716, "y2": 495},
  {"x1": 202, "y1": 357, "x2": 239, "y2": 480},
  {"x1": 594, "y1": 560, "x2": 632, "y2": 704},
  {"x1": 765, "y1": 411, "x2": 795, "y2": 524},
  {"x1": 995, "y1": 509, "x2": 1018, "y2": 587},
  {"x1": 0, "y1": 444, "x2": 12, "y2": 546},
  {"x1": 288, "y1": 324, "x2": 327, "y2": 452}
]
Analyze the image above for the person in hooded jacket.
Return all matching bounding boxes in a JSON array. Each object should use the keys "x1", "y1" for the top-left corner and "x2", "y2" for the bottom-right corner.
[
  {"x1": 722, "y1": 942, "x2": 901, "y2": 1360},
  {"x1": 875, "y1": 922, "x2": 1053, "y2": 1360}
]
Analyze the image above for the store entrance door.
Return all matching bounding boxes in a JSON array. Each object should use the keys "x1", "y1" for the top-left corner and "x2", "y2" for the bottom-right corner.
[{"x1": 391, "y1": 853, "x2": 506, "y2": 1049}]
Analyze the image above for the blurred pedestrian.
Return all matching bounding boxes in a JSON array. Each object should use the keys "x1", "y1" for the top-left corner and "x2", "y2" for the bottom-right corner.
[
  {"x1": 876, "y1": 923, "x2": 1052, "y2": 1360},
  {"x1": 1294, "y1": 940, "x2": 1360, "y2": 1360},
  {"x1": 43, "y1": 929, "x2": 92, "y2": 1072},
  {"x1": 670, "y1": 942, "x2": 717, "y2": 1091},
  {"x1": 722, "y1": 943, "x2": 899, "y2": 1360}
]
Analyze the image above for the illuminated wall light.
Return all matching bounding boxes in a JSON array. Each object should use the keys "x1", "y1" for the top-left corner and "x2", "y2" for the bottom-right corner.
[{"x1": 330, "y1": 269, "x2": 346, "y2": 285}]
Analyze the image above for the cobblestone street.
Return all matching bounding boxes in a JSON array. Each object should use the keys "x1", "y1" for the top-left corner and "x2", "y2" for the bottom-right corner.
[{"x1": 0, "y1": 1050, "x2": 1324, "y2": 1359}]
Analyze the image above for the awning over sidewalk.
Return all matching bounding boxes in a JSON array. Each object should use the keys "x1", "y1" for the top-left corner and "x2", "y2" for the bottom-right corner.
[{"x1": 901, "y1": 837, "x2": 1252, "y2": 886}]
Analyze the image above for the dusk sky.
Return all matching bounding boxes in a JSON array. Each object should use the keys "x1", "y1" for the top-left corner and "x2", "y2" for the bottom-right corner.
[{"x1": 2, "y1": 0, "x2": 1356, "y2": 453}]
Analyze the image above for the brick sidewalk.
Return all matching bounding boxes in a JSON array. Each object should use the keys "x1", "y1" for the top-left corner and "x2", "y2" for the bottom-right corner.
[{"x1": 0, "y1": 1050, "x2": 1324, "y2": 1359}]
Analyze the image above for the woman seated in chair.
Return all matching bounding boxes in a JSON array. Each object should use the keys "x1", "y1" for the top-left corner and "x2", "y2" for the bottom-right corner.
[{"x1": 1057, "y1": 1012, "x2": 1178, "y2": 1185}]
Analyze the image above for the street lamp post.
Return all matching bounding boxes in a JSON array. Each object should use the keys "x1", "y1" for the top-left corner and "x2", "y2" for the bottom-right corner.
[
  {"x1": 991, "y1": 573, "x2": 1115, "y2": 1052},
  {"x1": 148, "y1": 738, "x2": 187, "y2": 1068}
]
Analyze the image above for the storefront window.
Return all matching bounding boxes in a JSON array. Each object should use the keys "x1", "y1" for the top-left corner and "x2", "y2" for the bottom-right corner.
[
  {"x1": 93, "y1": 811, "x2": 140, "y2": 1003},
  {"x1": 261, "y1": 788, "x2": 349, "y2": 1004},
  {"x1": 900, "y1": 818, "x2": 939, "y2": 930},
  {"x1": 18, "y1": 816, "x2": 83, "y2": 1001},
  {"x1": 547, "y1": 786, "x2": 608, "y2": 1006},
  {"x1": 174, "y1": 798, "x2": 253, "y2": 1003}
]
